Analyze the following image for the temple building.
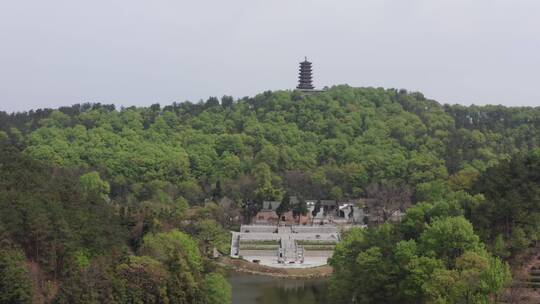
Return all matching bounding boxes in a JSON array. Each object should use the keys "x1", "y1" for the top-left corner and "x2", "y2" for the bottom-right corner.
[{"x1": 297, "y1": 57, "x2": 315, "y2": 91}]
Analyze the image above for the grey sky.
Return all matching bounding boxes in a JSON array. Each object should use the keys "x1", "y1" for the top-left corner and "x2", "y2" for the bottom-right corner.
[{"x1": 1, "y1": 0, "x2": 539, "y2": 112}]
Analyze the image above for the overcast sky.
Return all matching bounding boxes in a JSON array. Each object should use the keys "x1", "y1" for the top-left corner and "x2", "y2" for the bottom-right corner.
[{"x1": 1, "y1": 0, "x2": 539, "y2": 112}]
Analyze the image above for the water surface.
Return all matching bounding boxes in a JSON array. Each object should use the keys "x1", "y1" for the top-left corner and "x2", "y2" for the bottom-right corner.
[{"x1": 228, "y1": 273, "x2": 329, "y2": 304}]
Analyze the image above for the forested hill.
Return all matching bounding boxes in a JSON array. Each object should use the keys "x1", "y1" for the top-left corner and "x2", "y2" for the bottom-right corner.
[
  {"x1": 1, "y1": 85, "x2": 539, "y2": 204},
  {"x1": 1, "y1": 85, "x2": 540, "y2": 303}
]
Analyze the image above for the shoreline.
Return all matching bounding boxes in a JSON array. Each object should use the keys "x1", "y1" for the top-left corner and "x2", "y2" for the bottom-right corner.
[{"x1": 217, "y1": 257, "x2": 333, "y2": 279}]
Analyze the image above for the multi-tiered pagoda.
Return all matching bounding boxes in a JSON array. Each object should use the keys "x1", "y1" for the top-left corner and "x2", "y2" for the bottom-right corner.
[{"x1": 297, "y1": 57, "x2": 315, "y2": 90}]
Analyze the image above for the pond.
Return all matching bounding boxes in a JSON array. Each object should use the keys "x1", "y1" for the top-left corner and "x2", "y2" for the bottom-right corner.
[{"x1": 228, "y1": 273, "x2": 329, "y2": 304}]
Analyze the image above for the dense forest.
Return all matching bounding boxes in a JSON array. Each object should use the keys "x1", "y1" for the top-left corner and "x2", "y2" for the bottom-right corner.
[
  {"x1": 1, "y1": 85, "x2": 540, "y2": 303},
  {"x1": 0, "y1": 146, "x2": 231, "y2": 303},
  {"x1": 330, "y1": 149, "x2": 540, "y2": 303}
]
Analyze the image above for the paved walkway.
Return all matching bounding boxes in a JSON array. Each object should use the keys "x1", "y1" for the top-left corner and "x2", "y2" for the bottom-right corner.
[{"x1": 241, "y1": 256, "x2": 328, "y2": 268}]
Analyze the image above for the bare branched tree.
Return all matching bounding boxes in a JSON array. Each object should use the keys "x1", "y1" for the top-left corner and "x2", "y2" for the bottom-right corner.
[{"x1": 366, "y1": 180, "x2": 412, "y2": 224}]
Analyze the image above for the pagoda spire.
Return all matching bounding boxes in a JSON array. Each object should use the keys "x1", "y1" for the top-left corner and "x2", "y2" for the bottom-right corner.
[{"x1": 297, "y1": 57, "x2": 314, "y2": 90}]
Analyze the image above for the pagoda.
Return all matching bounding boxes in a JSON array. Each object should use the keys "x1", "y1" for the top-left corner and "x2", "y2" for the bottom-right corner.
[{"x1": 297, "y1": 57, "x2": 315, "y2": 90}]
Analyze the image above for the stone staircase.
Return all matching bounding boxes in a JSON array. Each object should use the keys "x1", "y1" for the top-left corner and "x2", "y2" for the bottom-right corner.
[
  {"x1": 278, "y1": 225, "x2": 293, "y2": 234},
  {"x1": 230, "y1": 232, "x2": 240, "y2": 257},
  {"x1": 297, "y1": 244, "x2": 305, "y2": 263},
  {"x1": 278, "y1": 237, "x2": 304, "y2": 264}
]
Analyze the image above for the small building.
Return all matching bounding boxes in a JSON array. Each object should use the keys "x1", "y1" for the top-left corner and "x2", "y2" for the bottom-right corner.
[
  {"x1": 253, "y1": 210, "x2": 279, "y2": 225},
  {"x1": 253, "y1": 198, "x2": 312, "y2": 225},
  {"x1": 320, "y1": 200, "x2": 337, "y2": 212},
  {"x1": 338, "y1": 203, "x2": 354, "y2": 220},
  {"x1": 280, "y1": 210, "x2": 295, "y2": 223},
  {"x1": 352, "y1": 206, "x2": 366, "y2": 224}
]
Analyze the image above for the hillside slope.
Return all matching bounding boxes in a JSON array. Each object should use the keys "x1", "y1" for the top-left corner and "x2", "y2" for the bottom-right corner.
[{"x1": 1, "y1": 85, "x2": 538, "y2": 205}]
